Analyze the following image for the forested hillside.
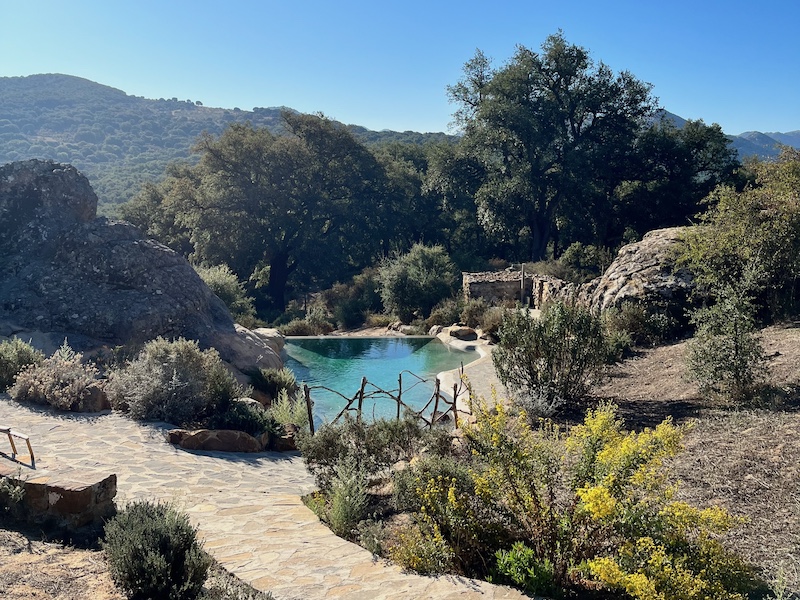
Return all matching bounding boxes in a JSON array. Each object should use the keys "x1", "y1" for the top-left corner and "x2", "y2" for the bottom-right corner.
[{"x1": 0, "y1": 74, "x2": 453, "y2": 208}]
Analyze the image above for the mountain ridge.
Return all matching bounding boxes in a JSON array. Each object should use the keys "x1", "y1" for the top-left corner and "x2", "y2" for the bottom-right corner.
[{"x1": 0, "y1": 74, "x2": 796, "y2": 206}]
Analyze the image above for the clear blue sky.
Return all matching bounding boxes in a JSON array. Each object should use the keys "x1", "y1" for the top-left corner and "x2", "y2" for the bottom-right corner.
[{"x1": 1, "y1": 0, "x2": 797, "y2": 135}]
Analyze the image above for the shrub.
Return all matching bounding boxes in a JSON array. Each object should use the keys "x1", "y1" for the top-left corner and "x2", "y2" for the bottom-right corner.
[
  {"x1": 108, "y1": 338, "x2": 242, "y2": 427},
  {"x1": 326, "y1": 457, "x2": 369, "y2": 538},
  {"x1": 386, "y1": 517, "x2": 454, "y2": 575},
  {"x1": 425, "y1": 297, "x2": 463, "y2": 328},
  {"x1": 248, "y1": 367, "x2": 298, "y2": 400},
  {"x1": 266, "y1": 389, "x2": 310, "y2": 432},
  {"x1": 321, "y1": 269, "x2": 383, "y2": 330},
  {"x1": 379, "y1": 243, "x2": 459, "y2": 323},
  {"x1": 493, "y1": 542, "x2": 556, "y2": 597},
  {"x1": 0, "y1": 338, "x2": 43, "y2": 391},
  {"x1": 209, "y1": 400, "x2": 280, "y2": 437},
  {"x1": 298, "y1": 415, "x2": 450, "y2": 491},
  {"x1": 460, "y1": 297, "x2": 489, "y2": 329},
  {"x1": 277, "y1": 318, "x2": 317, "y2": 336},
  {"x1": 492, "y1": 302, "x2": 608, "y2": 416},
  {"x1": 103, "y1": 500, "x2": 211, "y2": 600},
  {"x1": 194, "y1": 263, "x2": 257, "y2": 327},
  {"x1": 686, "y1": 285, "x2": 768, "y2": 404},
  {"x1": 602, "y1": 300, "x2": 682, "y2": 348},
  {"x1": 10, "y1": 341, "x2": 101, "y2": 411},
  {"x1": 455, "y1": 398, "x2": 755, "y2": 597}
]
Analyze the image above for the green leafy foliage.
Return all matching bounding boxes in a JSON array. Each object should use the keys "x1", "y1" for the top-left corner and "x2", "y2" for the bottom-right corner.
[
  {"x1": 679, "y1": 148, "x2": 800, "y2": 318},
  {"x1": 266, "y1": 389, "x2": 310, "y2": 432},
  {"x1": 493, "y1": 542, "x2": 556, "y2": 597},
  {"x1": 0, "y1": 338, "x2": 43, "y2": 391},
  {"x1": 247, "y1": 367, "x2": 298, "y2": 400},
  {"x1": 319, "y1": 268, "x2": 383, "y2": 330},
  {"x1": 298, "y1": 415, "x2": 452, "y2": 491},
  {"x1": 686, "y1": 286, "x2": 768, "y2": 404},
  {"x1": 9, "y1": 341, "x2": 101, "y2": 411},
  {"x1": 492, "y1": 302, "x2": 608, "y2": 415},
  {"x1": 107, "y1": 337, "x2": 242, "y2": 427},
  {"x1": 379, "y1": 243, "x2": 459, "y2": 323},
  {"x1": 194, "y1": 264, "x2": 257, "y2": 327},
  {"x1": 325, "y1": 457, "x2": 369, "y2": 538},
  {"x1": 208, "y1": 400, "x2": 280, "y2": 437},
  {"x1": 103, "y1": 500, "x2": 211, "y2": 600}
]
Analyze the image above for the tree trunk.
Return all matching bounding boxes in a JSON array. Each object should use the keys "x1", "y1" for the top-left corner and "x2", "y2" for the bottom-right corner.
[{"x1": 266, "y1": 252, "x2": 296, "y2": 312}]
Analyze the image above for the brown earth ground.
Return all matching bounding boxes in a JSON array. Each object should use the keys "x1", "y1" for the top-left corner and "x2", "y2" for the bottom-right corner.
[{"x1": 2, "y1": 323, "x2": 799, "y2": 598}]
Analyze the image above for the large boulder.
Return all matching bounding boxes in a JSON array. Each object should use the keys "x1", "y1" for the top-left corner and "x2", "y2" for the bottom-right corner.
[
  {"x1": 577, "y1": 227, "x2": 695, "y2": 312},
  {"x1": 0, "y1": 159, "x2": 281, "y2": 373}
]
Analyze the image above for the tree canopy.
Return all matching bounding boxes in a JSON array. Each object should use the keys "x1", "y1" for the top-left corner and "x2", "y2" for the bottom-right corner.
[
  {"x1": 448, "y1": 33, "x2": 655, "y2": 260},
  {"x1": 123, "y1": 113, "x2": 391, "y2": 312}
]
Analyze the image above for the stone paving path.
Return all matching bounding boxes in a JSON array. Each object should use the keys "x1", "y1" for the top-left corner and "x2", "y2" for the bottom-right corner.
[{"x1": 0, "y1": 396, "x2": 524, "y2": 600}]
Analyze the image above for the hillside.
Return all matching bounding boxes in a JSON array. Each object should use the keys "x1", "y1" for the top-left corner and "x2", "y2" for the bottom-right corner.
[
  {"x1": 0, "y1": 74, "x2": 796, "y2": 208},
  {"x1": 0, "y1": 74, "x2": 453, "y2": 208}
]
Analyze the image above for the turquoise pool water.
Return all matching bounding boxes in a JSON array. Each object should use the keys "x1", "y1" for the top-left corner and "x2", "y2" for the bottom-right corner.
[{"x1": 284, "y1": 337, "x2": 476, "y2": 426}]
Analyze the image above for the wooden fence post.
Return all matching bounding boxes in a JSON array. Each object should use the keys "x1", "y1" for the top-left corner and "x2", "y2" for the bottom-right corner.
[
  {"x1": 431, "y1": 378, "x2": 440, "y2": 428},
  {"x1": 304, "y1": 384, "x2": 315, "y2": 435},
  {"x1": 357, "y1": 377, "x2": 366, "y2": 424},
  {"x1": 397, "y1": 374, "x2": 402, "y2": 421},
  {"x1": 452, "y1": 383, "x2": 459, "y2": 429}
]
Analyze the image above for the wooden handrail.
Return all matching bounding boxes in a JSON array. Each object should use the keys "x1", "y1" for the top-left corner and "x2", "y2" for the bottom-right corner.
[{"x1": 0, "y1": 425, "x2": 34, "y2": 462}]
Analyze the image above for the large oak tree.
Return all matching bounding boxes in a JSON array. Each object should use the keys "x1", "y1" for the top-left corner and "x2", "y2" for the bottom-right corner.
[{"x1": 448, "y1": 33, "x2": 655, "y2": 260}]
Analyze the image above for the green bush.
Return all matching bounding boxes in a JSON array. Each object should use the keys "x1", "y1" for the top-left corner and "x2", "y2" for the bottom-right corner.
[
  {"x1": 493, "y1": 542, "x2": 556, "y2": 597},
  {"x1": 326, "y1": 457, "x2": 369, "y2": 538},
  {"x1": 298, "y1": 415, "x2": 451, "y2": 491},
  {"x1": 387, "y1": 517, "x2": 454, "y2": 575},
  {"x1": 492, "y1": 302, "x2": 608, "y2": 416},
  {"x1": 602, "y1": 300, "x2": 682, "y2": 348},
  {"x1": 103, "y1": 500, "x2": 211, "y2": 600},
  {"x1": 379, "y1": 243, "x2": 459, "y2": 323},
  {"x1": 321, "y1": 269, "x2": 383, "y2": 330},
  {"x1": 108, "y1": 338, "x2": 243, "y2": 427},
  {"x1": 247, "y1": 367, "x2": 297, "y2": 400},
  {"x1": 208, "y1": 400, "x2": 280, "y2": 437},
  {"x1": 460, "y1": 298, "x2": 489, "y2": 329},
  {"x1": 0, "y1": 338, "x2": 43, "y2": 391},
  {"x1": 194, "y1": 263, "x2": 257, "y2": 327},
  {"x1": 266, "y1": 389, "x2": 310, "y2": 432},
  {"x1": 425, "y1": 297, "x2": 463, "y2": 328},
  {"x1": 9, "y1": 341, "x2": 101, "y2": 411},
  {"x1": 686, "y1": 285, "x2": 768, "y2": 404},
  {"x1": 277, "y1": 318, "x2": 317, "y2": 336}
]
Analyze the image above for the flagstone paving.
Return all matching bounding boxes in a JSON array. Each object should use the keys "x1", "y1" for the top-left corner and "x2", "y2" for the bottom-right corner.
[{"x1": 0, "y1": 396, "x2": 524, "y2": 599}]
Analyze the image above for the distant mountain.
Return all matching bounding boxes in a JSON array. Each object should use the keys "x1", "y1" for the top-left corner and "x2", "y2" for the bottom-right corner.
[
  {"x1": 0, "y1": 74, "x2": 795, "y2": 207},
  {"x1": 0, "y1": 74, "x2": 453, "y2": 208}
]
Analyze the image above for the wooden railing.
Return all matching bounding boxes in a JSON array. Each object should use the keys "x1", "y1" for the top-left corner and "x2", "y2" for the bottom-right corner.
[{"x1": 301, "y1": 366, "x2": 468, "y2": 434}]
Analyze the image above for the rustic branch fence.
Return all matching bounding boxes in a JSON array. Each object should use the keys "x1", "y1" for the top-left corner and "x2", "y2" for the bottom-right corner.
[{"x1": 301, "y1": 366, "x2": 469, "y2": 435}]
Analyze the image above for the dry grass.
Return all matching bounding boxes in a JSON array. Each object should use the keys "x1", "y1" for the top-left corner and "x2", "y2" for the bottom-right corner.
[
  {"x1": 0, "y1": 528, "x2": 123, "y2": 600},
  {"x1": 590, "y1": 322, "x2": 800, "y2": 595}
]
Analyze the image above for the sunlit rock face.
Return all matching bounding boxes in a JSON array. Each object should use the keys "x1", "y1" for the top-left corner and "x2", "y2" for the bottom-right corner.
[{"x1": 0, "y1": 159, "x2": 281, "y2": 371}]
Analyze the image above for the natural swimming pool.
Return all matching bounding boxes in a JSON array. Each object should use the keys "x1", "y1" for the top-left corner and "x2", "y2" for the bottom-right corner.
[{"x1": 283, "y1": 336, "x2": 477, "y2": 427}]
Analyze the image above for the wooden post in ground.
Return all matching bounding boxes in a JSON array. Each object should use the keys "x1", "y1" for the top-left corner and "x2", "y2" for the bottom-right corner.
[
  {"x1": 303, "y1": 384, "x2": 315, "y2": 435},
  {"x1": 357, "y1": 377, "x2": 367, "y2": 424},
  {"x1": 452, "y1": 383, "x2": 459, "y2": 429},
  {"x1": 397, "y1": 374, "x2": 402, "y2": 421},
  {"x1": 431, "y1": 378, "x2": 440, "y2": 428}
]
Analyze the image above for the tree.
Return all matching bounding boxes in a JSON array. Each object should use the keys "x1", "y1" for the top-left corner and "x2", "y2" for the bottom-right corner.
[
  {"x1": 680, "y1": 147, "x2": 800, "y2": 317},
  {"x1": 124, "y1": 113, "x2": 390, "y2": 312},
  {"x1": 378, "y1": 243, "x2": 458, "y2": 323},
  {"x1": 448, "y1": 33, "x2": 655, "y2": 261},
  {"x1": 611, "y1": 118, "x2": 740, "y2": 242}
]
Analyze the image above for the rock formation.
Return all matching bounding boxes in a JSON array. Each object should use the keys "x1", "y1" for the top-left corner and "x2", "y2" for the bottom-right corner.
[
  {"x1": 576, "y1": 227, "x2": 694, "y2": 312},
  {"x1": 0, "y1": 159, "x2": 281, "y2": 372},
  {"x1": 465, "y1": 227, "x2": 695, "y2": 314}
]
